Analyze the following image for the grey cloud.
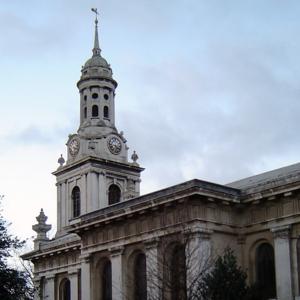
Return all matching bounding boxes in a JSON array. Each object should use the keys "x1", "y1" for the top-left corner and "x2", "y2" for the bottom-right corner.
[
  {"x1": 2, "y1": 126, "x2": 70, "y2": 146},
  {"x1": 118, "y1": 39, "x2": 300, "y2": 188}
]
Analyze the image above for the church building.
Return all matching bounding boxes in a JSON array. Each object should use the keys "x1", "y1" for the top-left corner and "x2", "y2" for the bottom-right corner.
[{"x1": 23, "y1": 13, "x2": 300, "y2": 300}]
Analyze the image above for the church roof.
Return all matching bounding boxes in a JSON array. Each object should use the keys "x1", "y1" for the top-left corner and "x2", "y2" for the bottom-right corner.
[{"x1": 227, "y1": 162, "x2": 300, "y2": 194}]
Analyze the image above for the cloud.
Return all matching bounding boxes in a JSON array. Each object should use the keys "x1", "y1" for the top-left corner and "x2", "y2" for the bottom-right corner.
[
  {"x1": 2, "y1": 0, "x2": 300, "y2": 239},
  {"x1": 118, "y1": 38, "x2": 300, "y2": 190}
]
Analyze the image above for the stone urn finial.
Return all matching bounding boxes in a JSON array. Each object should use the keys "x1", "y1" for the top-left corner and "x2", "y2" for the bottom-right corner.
[{"x1": 32, "y1": 209, "x2": 52, "y2": 249}]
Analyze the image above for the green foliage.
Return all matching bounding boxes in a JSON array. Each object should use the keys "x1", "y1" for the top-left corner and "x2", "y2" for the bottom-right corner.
[
  {"x1": 0, "y1": 204, "x2": 33, "y2": 300},
  {"x1": 199, "y1": 248, "x2": 249, "y2": 300}
]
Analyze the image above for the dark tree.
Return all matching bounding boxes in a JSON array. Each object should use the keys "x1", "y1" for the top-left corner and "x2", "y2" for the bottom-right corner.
[
  {"x1": 0, "y1": 201, "x2": 33, "y2": 300},
  {"x1": 199, "y1": 247, "x2": 248, "y2": 300}
]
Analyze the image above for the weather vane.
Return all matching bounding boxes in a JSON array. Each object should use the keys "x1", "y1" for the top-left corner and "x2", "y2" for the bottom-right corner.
[{"x1": 91, "y1": 8, "x2": 99, "y2": 23}]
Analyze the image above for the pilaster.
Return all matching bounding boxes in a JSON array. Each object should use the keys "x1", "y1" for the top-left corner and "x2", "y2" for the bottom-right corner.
[
  {"x1": 68, "y1": 268, "x2": 79, "y2": 300},
  {"x1": 56, "y1": 183, "x2": 61, "y2": 232},
  {"x1": 61, "y1": 182, "x2": 66, "y2": 227},
  {"x1": 80, "y1": 254, "x2": 91, "y2": 300},
  {"x1": 271, "y1": 225, "x2": 293, "y2": 300},
  {"x1": 33, "y1": 277, "x2": 41, "y2": 300},
  {"x1": 91, "y1": 171, "x2": 99, "y2": 210},
  {"x1": 87, "y1": 172, "x2": 93, "y2": 212},
  {"x1": 98, "y1": 171, "x2": 106, "y2": 208},
  {"x1": 145, "y1": 238, "x2": 160, "y2": 300},
  {"x1": 110, "y1": 246, "x2": 124, "y2": 300},
  {"x1": 81, "y1": 173, "x2": 87, "y2": 214},
  {"x1": 184, "y1": 226, "x2": 212, "y2": 298},
  {"x1": 44, "y1": 274, "x2": 55, "y2": 300}
]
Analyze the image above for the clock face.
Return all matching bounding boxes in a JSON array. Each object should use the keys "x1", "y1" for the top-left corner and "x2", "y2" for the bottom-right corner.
[
  {"x1": 69, "y1": 138, "x2": 80, "y2": 157},
  {"x1": 107, "y1": 136, "x2": 122, "y2": 154}
]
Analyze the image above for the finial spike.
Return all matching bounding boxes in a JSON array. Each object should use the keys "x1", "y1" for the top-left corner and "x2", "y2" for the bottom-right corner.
[{"x1": 91, "y1": 8, "x2": 101, "y2": 56}]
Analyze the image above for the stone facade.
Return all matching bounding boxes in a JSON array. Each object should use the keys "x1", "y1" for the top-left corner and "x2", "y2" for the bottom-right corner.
[{"x1": 23, "y1": 15, "x2": 300, "y2": 300}]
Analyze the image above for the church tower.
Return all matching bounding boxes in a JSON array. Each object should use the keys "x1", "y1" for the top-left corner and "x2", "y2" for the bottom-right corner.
[{"x1": 53, "y1": 13, "x2": 144, "y2": 235}]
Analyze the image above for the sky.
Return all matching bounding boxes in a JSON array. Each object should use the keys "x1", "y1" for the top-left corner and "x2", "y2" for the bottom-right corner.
[{"x1": 1, "y1": 0, "x2": 300, "y2": 245}]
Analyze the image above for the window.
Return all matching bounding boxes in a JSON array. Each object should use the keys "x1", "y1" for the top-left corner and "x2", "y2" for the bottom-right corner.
[
  {"x1": 84, "y1": 95, "x2": 87, "y2": 101},
  {"x1": 92, "y1": 93, "x2": 99, "y2": 99},
  {"x1": 72, "y1": 186, "x2": 81, "y2": 218},
  {"x1": 103, "y1": 106, "x2": 109, "y2": 118},
  {"x1": 59, "y1": 279, "x2": 71, "y2": 300},
  {"x1": 104, "y1": 94, "x2": 109, "y2": 100},
  {"x1": 171, "y1": 245, "x2": 187, "y2": 300},
  {"x1": 84, "y1": 107, "x2": 87, "y2": 119},
  {"x1": 92, "y1": 105, "x2": 99, "y2": 117},
  {"x1": 134, "y1": 253, "x2": 147, "y2": 300},
  {"x1": 102, "y1": 260, "x2": 112, "y2": 300},
  {"x1": 108, "y1": 184, "x2": 121, "y2": 205},
  {"x1": 255, "y1": 243, "x2": 276, "y2": 300}
]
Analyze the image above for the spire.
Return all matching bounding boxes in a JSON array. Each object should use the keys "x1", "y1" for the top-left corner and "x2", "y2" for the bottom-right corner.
[{"x1": 91, "y1": 8, "x2": 101, "y2": 56}]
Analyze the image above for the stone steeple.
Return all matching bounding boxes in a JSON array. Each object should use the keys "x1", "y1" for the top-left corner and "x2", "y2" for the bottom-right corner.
[
  {"x1": 52, "y1": 10, "x2": 144, "y2": 235},
  {"x1": 92, "y1": 12, "x2": 101, "y2": 56},
  {"x1": 65, "y1": 9, "x2": 128, "y2": 165}
]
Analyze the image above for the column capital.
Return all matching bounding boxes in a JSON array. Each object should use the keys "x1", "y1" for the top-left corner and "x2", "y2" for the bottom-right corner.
[
  {"x1": 89, "y1": 168, "x2": 98, "y2": 174},
  {"x1": 80, "y1": 253, "x2": 91, "y2": 263},
  {"x1": 110, "y1": 246, "x2": 124, "y2": 257},
  {"x1": 271, "y1": 225, "x2": 291, "y2": 239},
  {"x1": 184, "y1": 226, "x2": 213, "y2": 240},
  {"x1": 68, "y1": 268, "x2": 80, "y2": 276},
  {"x1": 45, "y1": 274, "x2": 56, "y2": 280},
  {"x1": 144, "y1": 237, "x2": 159, "y2": 250}
]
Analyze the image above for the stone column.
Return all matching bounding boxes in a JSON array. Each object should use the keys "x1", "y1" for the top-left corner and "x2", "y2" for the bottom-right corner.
[
  {"x1": 271, "y1": 225, "x2": 293, "y2": 300},
  {"x1": 61, "y1": 182, "x2": 66, "y2": 227},
  {"x1": 68, "y1": 269, "x2": 79, "y2": 300},
  {"x1": 87, "y1": 172, "x2": 93, "y2": 212},
  {"x1": 111, "y1": 246, "x2": 124, "y2": 300},
  {"x1": 185, "y1": 226, "x2": 212, "y2": 299},
  {"x1": 145, "y1": 238, "x2": 160, "y2": 300},
  {"x1": 98, "y1": 171, "x2": 106, "y2": 208},
  {"x1": 81, "y1": 254, "x2": 91, "y2": 300},
  {"x1": 56, "y1": 183, "x2": 61, "y2": 232},
  {"x1": 81, "y1": 173, "x2": 87, "y2": 214},
  {"x1": 65, "y1": 181, "x2": 69, "y2": 223},
  {"x1": 44, "y1": 274, "x2": 55, "y2": 300},
  {"x1": 91, "y1": 171, "x2": 99, "y2": 210}
]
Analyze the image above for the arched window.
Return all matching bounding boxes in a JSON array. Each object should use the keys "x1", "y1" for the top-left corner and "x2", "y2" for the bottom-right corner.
[
  {"x1": 102, "y1": 260, "x2": 112, "y2": 300},
  {"x1": 171, "y1": 245, "x2": 187, "y2": 300},
  {"x1": 134, "y1": 253, "x2": 147, "y2": 300},
  {"x1": 59, "y1": 279, "x2": 71, "y2": 300},
  {"x1": 255, "y1": 243, "x2": 276, "y2": 300},
  {"x1": 92, "y1": 105, "x2": 99, "y2": 117},
  {"x1": 84, "y1": 107, "x2": 87, "y2": 119},
  {"x1": 72, "y1": 186, "x2": 81, "y2": 218},
  {"x1": 108, "y1": 184, "x2": 121, "y2": 205},
  {"x1": 103, "y1": 106, "x2": 109, "y2": 118}
]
